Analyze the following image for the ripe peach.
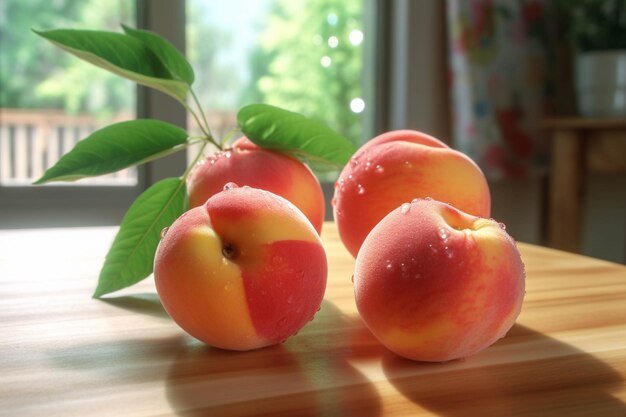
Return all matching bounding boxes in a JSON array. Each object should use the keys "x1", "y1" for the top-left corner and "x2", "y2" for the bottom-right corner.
[
  {"x1": 154, "y1": 184, "x2": 328, "y2": 351},
  {"x1": 353, "y1": 198, "x2": 525, "y2": 362},
  {"x1": 333, "y1": 130, "x2": 491, "y2": 257},
  {"x1": 187, "y1": 137, "x2": 325, "y2": 234}
]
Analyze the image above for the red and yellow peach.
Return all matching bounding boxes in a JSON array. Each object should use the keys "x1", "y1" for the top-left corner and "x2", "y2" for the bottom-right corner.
[
  {"x1": 154, "y1": 184, "x2": 328, "y2": 350},
  {"x1": 333, "y1": 130, "x2": 491, "y2": 257},
  {"x1": 187, "y1": 137, "x2": 325, "y2": 234},
  {"x1": 353, "y1": 198, "x2": 525, "y2": 362}
]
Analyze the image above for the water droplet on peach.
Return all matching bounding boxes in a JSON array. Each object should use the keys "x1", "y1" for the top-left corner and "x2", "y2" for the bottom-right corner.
[
  {"x1": 338, "y1": 178, "x2": 346, "y2": 192},
  {"x1": 444, "y1": 246, "x2": 454, "y2": 259},
  {"x1": 223, "y1": 182, "x2": 238, "y2": 190},
  {"x1": 375, "y1": 164, "x2": 384, "y2": 174},
  {"x1": 400, "y1": 203, "x2": 411, "y2": 214},
  {"x1": 386, "y1": 260, "x2": 394, "y2": 271},
  {"x1": 438, "y1": 227, "x2": 450, "y2": 240},
  {"x1": 499, "y1": 222, "x2": 506, "y2": 230},
  {"x1": 424, "y1": 196, "x2": 433, "y2": 201},
  {"x1": 160, "y1": 227, "x2": 169, "y2": 239},
  {"x1": 357, "y1": 184, "x2": 365, "y2": 195}
]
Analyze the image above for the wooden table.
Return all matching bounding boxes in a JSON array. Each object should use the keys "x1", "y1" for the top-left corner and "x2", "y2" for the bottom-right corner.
[
  {"x1": 1, "y1": 222, "x2": 625, "y2": 416},
  {"x1": 542, "y1": 117, "x2": 626, "y2": 254}
]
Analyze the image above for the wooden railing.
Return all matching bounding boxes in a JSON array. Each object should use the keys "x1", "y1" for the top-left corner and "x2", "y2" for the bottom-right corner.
[
  {"x1": 0, "y1": 109, "x2": 135, "y2": 185},
  {"x1": 0, "y1": 108, "x2": 238, "y2": 186}
]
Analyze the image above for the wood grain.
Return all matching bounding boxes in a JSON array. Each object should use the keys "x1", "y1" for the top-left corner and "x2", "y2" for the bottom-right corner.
[{"x1": 1, "y1": 223, "x2": 625, "y2": 416}]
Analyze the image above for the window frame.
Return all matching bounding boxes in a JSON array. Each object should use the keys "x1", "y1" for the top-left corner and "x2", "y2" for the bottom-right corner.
[
  {"x1": 0, "y1": 0, "x2": 188, "y2": 228},
  {"x1": 1, "y1": 0, "x2": 443, "y2": 227},
  {"x1": 377, "y1": 0, "x2": 450, "y2": 142}
]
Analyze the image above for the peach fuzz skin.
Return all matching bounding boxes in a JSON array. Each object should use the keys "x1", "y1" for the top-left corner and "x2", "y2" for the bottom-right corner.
[
  {"x1": 187, "y1": 137, "x2": 325, "y2": 234},
  {"x1": 333, "y1": 130, "x2": 491, "y2": 257},
  {"x1": 353, "y1": 199, "x2": 525, "y2": 362},
  {"x1": 154, "y1": 185, "x2": 328, "y2": 351}
]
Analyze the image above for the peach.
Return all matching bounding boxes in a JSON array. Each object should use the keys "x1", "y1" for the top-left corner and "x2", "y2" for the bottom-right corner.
[
  {"x1": 353, "y1": 198, "x2": 525, "y2": 362},
  {"x1": 154, "y1": 184, "x2": 328, "y2": 350},
  {"x1": 333, "y1": 130, "x2": 491, "y2": 257},
  {"x1": 187, "y1": 137, "x2": 325, "y2": 234}
]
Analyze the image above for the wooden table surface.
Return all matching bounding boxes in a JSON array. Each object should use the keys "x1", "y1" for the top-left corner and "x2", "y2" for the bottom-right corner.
[{"x1": 1, "y1": 222, "x2": 625, "y2": 416}]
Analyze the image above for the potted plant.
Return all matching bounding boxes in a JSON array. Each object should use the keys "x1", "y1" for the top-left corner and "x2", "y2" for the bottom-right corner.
[{"x1": 568, "y1": 0, "x2": 626, "y2": 117}]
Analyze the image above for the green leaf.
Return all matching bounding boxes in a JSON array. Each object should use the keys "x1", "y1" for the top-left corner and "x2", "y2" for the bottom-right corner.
[
  {"x1": 33, "y1": 28, "x2": 189, "y2": 103},
  {"x1": 237, "y1": 104, "x2": 357, "y2": 167},
  {"x1": 121, "y1": 24, "x2": 194, "y2": 85},
  {"x1": 34, "y1": 119, "x2": 189, "y2": 184},
  {"x1": 93, "y1": 177, "x2": 187, "y2": 298}
]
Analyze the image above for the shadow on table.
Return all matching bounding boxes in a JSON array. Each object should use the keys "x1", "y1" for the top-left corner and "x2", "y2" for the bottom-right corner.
[
  {"x1": 165, "y1": 300, "x2": 383, "y2": 417},
  {"x1": 382, "y1": 324, "x2": 626, "y2": 416},
  {"x1": 100, "y1": 292, "x2": 169, "y2": 319},
  {"x1": 46, "y1": 293, "x2": 180, "y2": 379},
  {"x1": 46, "y1": 296, "x2": 381, "y2": 416}
]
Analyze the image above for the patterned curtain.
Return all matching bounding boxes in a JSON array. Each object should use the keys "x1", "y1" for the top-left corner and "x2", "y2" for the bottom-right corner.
[{"x1": 447, "y1": 0, "x2": 551, "y2": 179}]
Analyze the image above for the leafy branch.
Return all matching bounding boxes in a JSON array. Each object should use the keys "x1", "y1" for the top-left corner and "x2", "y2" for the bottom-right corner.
[{"x1": 34, "y1": 25, "x2": 357, "y2": 297}]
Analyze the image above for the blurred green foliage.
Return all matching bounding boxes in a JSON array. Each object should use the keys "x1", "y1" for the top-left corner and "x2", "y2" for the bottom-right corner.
[
  {"x1": 566, "y1": 0, "x2": 626, "y2": 51},
  {"x1": 1, "y1": 0, "x2": 364, "y2": 142},
  {"x1": 0, "y1": 0, "x2": 134, "y2": 118},
  {"x1": 240, "y1": 0, "x2": 364, "y2": 143}
]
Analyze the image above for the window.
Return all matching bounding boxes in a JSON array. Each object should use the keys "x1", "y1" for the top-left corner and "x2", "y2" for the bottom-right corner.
[
  {"x1": 1, "y1": 0, "x2": 377, "y2": 227},
  {"x1": 185, "y1": 0, "x2": 371, "y2": 160},
  {"x1": 0, "y1": 0, "x2": 140, "y2": 227},
  {"x1": 0, "y1": 0, "x2": 137, "y2": 186}
]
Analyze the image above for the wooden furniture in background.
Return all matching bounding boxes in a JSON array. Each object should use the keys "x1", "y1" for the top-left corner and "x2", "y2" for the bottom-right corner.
[
  {"x1": 542, "y1": 117, "x2": 626, "y2": 253},
  {"x1": 1, "y1": 223, "x2": 625, "y2": 416}
]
